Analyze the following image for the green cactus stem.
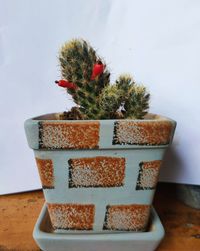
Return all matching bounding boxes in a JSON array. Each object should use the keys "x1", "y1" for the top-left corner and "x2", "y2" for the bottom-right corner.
[
  {"x1": 59, "y1": 39, "x2": 110, "y2": 119},
  {"x1": 115, "y1": 75, "x2": 150, "y2": 119},
  {"x1": 57, "y1": 39, "x2": 150, "y2": 120}
]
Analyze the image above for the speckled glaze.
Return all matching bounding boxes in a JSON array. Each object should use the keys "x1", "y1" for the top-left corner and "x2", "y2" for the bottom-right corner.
[{"x1": 24, "y1": 113, "x2": 176, "y2": 233}]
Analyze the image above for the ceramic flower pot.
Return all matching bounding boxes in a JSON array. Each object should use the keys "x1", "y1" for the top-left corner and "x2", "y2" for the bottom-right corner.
[{"x1": 24, "y1": 113, "x2": 176, "y2": 233}]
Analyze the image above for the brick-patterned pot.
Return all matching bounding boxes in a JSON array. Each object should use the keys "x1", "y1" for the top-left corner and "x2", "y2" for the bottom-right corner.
[{"x1": 24, "y1": 113, "x2": 176, "y2": 233}]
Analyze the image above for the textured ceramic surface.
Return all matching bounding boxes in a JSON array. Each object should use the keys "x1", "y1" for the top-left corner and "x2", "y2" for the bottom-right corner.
[
  {"x1": 33, "y1": 204, "x2": 165, "y2": 251},
  {"x1": 25, "y1": 113, "x2": 176, "y2": 233}
]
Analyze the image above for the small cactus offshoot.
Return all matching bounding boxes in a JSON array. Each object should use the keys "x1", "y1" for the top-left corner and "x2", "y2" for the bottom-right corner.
[{"x1": 56, "y1": 38, "x2": 150, "y2": 120}]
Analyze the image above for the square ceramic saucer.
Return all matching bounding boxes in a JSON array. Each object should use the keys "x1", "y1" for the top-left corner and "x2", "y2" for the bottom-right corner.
[{"x1": 33, "y1": 204, "x2": 165, "y2": 251}]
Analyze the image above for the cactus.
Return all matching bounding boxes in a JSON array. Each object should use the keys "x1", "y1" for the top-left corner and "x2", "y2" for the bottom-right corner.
[
  {"x1": 58, "y1": 39, "x2": 110, "y2": 119},
  {"x1": 56, "y1": 38, "x2": 150, "y2": 120},
  {"x1": 115, "y1": 75, "x2": 150, "y2": 119}
]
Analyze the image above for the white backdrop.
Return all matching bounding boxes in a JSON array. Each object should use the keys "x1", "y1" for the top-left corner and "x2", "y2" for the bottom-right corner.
[{"x1": 1, "y1": 0, "x2": 200, "y2": 194}]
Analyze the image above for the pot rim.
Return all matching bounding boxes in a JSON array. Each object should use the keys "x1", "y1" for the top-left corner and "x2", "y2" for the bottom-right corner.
[
  {"x1": 27, "y1": 112, "x2": 176, "y2": 124},
  {"x1": 24, "y1": 112, "x2": 176, "y2": 150}
]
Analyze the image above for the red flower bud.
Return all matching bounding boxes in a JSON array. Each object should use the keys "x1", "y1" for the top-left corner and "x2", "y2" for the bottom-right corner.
[
  {"x1": 91, "y1": 61, "x2": 104, "y2": 80},
  {"x1": 55, "y1": 80, "x2": 77, "y2": 89}
]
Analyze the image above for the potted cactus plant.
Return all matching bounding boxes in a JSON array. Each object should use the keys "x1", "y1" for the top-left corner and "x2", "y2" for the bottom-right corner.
[{"x1": 25, "y1": 39, "x2": 176, "y2": 233}]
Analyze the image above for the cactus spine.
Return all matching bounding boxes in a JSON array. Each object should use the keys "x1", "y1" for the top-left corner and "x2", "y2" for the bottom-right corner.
[{"x1": 57, "y1": 39, "x2": 150, "y2": 120}]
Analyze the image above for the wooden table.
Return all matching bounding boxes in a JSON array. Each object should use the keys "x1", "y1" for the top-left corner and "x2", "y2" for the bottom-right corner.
[{"x1": 0, "y1": 183, "x2": 200, "y2": 251}]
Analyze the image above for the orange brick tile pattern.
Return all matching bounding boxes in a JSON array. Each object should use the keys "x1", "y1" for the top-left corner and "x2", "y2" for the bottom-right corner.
[
  {"x1": 113, "y1": 120, "x2": 173, "y2": 145},
  {"x1": 47, "y1": 203, "x2": 95, "y2": 230},
  {"x1": 39, "y1": 121, "x2": 100, "y2": 149},
  {"x1": 69, "y1": 156, "x2": 126, "y2": 188},
  {"x1": 136, "y1": 160, "x2": 162, "y2": 190},
  {"x1": 103, "y1": 205, "x2": 150, "y2": 231},
  {"x1": 35, "y1": 158, "x2": 54, "y2": 189}
]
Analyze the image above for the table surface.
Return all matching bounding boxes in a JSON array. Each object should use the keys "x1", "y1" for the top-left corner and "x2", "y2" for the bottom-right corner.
[{"x1": 0, "y1": 183, "x2": 200, "y2": 251}]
